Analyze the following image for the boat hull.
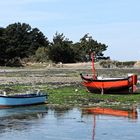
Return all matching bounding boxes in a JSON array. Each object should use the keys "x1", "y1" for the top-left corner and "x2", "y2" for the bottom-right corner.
[
  {"x1": 0, "y1": 94, "x2": 47, "y2": 108},
  {"x1": 86, "y1": 85, "x2": 130, "y2": 94},
  {"x1": 81, "y1": 74, "x2": 137, "y2": 94}
]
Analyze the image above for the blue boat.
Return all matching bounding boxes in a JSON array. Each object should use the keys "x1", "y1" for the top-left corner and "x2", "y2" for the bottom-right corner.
[{"x1": 0, "y1": 92, "x2": 47, "y2": 108}]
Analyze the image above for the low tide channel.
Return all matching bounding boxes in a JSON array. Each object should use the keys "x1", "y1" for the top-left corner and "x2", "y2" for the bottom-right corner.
[{"x1": 0, "y1": 105, "x2": 140, "y2": 140}]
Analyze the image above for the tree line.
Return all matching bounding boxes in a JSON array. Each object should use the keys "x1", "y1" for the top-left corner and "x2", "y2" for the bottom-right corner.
[{"x1": 0, "y1": 22, "x2": 109, "y2": 66}]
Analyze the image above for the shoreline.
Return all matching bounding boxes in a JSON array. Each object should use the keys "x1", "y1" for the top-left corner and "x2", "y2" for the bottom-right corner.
[
  {"x1": 0, "y1": 66, "x2": 139, "y2": 108},
  {"x1": 0, "y1": 66, "x2": 139, "y2": 86}
]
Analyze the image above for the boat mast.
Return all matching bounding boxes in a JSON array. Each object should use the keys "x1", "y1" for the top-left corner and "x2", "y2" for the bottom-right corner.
[{"x1": 91, "y1": 53, "x2": 96, "y2": 79}]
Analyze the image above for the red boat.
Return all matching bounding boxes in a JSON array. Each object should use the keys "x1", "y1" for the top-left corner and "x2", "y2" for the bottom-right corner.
[
  {"x1": 80, "y1": 53, "x2": 138, "y2": 94},
  {"x1": 80, "y1": 73, "x2": 137, "y2": 94}
]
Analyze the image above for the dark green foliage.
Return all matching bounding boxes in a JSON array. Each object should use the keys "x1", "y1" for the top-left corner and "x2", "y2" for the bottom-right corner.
[
  {"x1": 48, "y1": 32, "x2": 76, "y2": 63},
  {"x1": 0, "y1": 22, "x2": 49, "y2": 66},
  {"x1": 117, "y1": 61, "x2": 136, "y2": 67},
  {"x1": 0, "y1": 27, "x2": 7, "y2": 65},
  {"x1": 0, "y1": 23, "x2": 108, "y2": 66},
  {"x1": 73, "y1": 33, "x2": 108, "y2": 62},
  {"x1": 48, "y1": 33, "x2": 108, "y2": 63},
  {"x1": 34, "y1": 47, "x2": 49, "y2": 62},
  {"x1": 100, "y1": 60, "x2": 136, "y2": 68}
]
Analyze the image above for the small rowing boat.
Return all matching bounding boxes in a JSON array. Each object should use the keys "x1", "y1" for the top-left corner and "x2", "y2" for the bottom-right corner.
[{"x1": 0, "y1": 90, "x2": 47, "y2": 108}]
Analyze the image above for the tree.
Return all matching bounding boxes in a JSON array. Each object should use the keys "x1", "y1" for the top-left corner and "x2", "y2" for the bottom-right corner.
[
  {"x1": 4, "y1": 23, "x2": 49, "y2": 57},
  {"x1": 28, "y1": 28, "x2": 49, "y2": 56},
  {"x1": 0, "y1": 27, "x2": 7, "y2": 65},
  {"x1": 35, "y1": 47, "x2": 49, "y2": 62},
  {"x1": 48, "y1": 32, "x2": 75, "y2": 63},
  {"x1": 0, "y1": 22, "x2": 49, "y2": 66},
  {"x1": 0, "y1": 23, "x2": 109, "y2": 66},
  {"x1": 79, "y1": 33, "x2": 108, "y2": 61}
]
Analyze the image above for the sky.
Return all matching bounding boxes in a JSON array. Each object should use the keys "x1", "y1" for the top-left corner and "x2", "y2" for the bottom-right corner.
[{"x1": 0, "y1": 0, "x2": 140, "y2": 61}]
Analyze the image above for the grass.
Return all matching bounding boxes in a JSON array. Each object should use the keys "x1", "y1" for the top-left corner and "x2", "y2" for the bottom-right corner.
[
  {"x1": 46, "y1": 86, "x2": 140, "y2": 107},
  {"x1": 0, "y1": 84, "x2": 140, "y2": 107}
]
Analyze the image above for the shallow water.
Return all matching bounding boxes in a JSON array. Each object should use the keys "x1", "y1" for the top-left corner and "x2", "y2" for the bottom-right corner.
[{"x1": 0, "y1": 105, "x2": 140, "y2": 140}]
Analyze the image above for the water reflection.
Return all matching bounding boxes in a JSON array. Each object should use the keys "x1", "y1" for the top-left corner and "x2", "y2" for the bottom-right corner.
[
  {"x1": 82, "y1": 106, "x2": 138, "y2": 119},
  {"x1": 51, "y1": 107, "x2": 73, "y2": 118},
  {"x1": 0, "y1": 106, "x2": 139, "y2": 140},
  {"x1": 82, "y1": 106, "x2": 138, "y2": 140},
  {"x1": 0, "y1": 105, "x2": 48, "y2": 133}
]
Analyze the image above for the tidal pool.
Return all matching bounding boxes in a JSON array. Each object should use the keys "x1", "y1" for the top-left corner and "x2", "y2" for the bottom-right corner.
[{"x1": 0, "y1": 105, "x2": 139, "y2": 140}]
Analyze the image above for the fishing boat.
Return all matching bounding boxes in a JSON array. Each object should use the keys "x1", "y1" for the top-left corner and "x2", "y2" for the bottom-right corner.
[
  {"x1": 0, "y1": 91, "x2": 47, "y2": 108},
  {"x1": 80, "y1": 53, "x2": 138, "y2": 94}
]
